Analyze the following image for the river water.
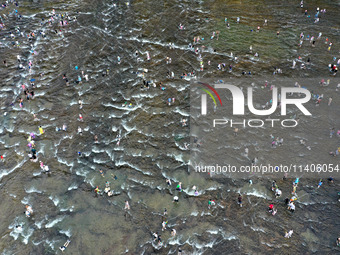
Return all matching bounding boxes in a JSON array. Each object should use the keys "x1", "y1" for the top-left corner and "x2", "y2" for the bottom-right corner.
[{"x1": 0, "y1": 0, "x2": 339, "y2": 254}]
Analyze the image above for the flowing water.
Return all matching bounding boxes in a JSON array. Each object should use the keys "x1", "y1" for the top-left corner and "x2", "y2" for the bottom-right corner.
[{"x1": 0, "y1": 0, "x2": 339, "y2": 254}]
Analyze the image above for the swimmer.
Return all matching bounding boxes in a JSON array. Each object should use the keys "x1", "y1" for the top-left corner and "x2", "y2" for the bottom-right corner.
[
  {"x1": 25, "y1": 205, "x2": 33, "y2": 217},
  {"x1": 328, "y1": 97, "x2": 332, "y2": 106},
  {"x1": 77, "y1": 126, "x2": 82, "y2": 135},
  {"x1": 153, "y1": 232, "x2": 158, "y2": 241},
  {"x1": 271, "y1": 180, "x2": 277, "y2": 191},
  {"x1": 272, "y1": 209, "x2": 277, "y2": 216},
  {"x1": 162, "y1": 221, "x2": 167, "y2": 231},
  {"x1": 208, "y1": 199, "x2": 215, "y2": 209},
  {"x1": 39, "y1": 126, "x2": 44, "y2": 135},
  {"x1": 125, "y1": 200, "x2": 130, "y2": 210},
  {"x1": 171, "y1": 229, "x2": 177, "y2": 237},
  {"x1": 275, "y1": 188, "x2": 282, "y2": 198},
  {"x1": 245, "y1": 147, "x2": 249, "y2": 157},
  {"x1": 328, "y1": 177, "x2": 334, "y2": 183},
  {"x1": 288, "y1": 202, "x2": 295, "y2": 212},
  {"x1": 33, "y1": 113, "x2": 39, "y2": 121},
  {"x1": 176, "y1": 182, "x2": 182, "y2": 192},
  {"x1": 44, "y1": 165, "x2": 49, "y2": 173},
  {"x1": 284, "y1": 230, "x2": 293, "y2": 238},
  {"x1": 238, "y1": 194, "x2": 243, "y2": 207},
  {"x1": 78, "y1": 99, "x2": 83, "y2": 109},
  {"x1": 59, "y1": 240, "x2": 71, "y2": 252},
  {"x1": 99, "y1": 169, "x2": 105, "y2": 177},
  {"x1": 268, "y1": 204, "x2": 274, "y2": 213},
  {"x1": 104, "y1": 186, "x2": 110, "y2": 193}
]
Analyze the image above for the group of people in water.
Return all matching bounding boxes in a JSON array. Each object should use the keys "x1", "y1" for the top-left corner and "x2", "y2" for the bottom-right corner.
[
  {"x1": 4, "y1": 4, "x2": 77, "y2": 252},
  {"x1": 1, "y1": 0, "x2": 339, "y2": 253}
]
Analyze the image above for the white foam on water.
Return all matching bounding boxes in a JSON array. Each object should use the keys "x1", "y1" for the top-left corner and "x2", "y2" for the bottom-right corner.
[
  {"x1": 111, "y1": 125, "x2": 120, "y2": 132},
  {"x1": 201, "y1": 211, "x2": 212, "y2": 216},
  {"x1": 84, "y1": 176, "x2": 95, "y2": 187},
  {"x1": 105, "y1": 149, "x2": 115, "y2": 161},
  {"x1": 59, "y1": 229, "x2": 72, "y2": 238},
  {"x1": 191, "y1": 211, "x2": 199, "y2": 216},
  {"x1": 116, "y1": 160, "x2": 153, "y2": 176},
  {"x1": 60, "y1": 206, "x2": 74, "y2": 212},
  {"x1": 206, "y1": 186, "x2": 219, "y2": 191},
  {"x1": 75, "y1": 169, "x2": 88, "y2": 178},
  {"x1": 173, "y1": 107, "x2": 189, "y2": 117},
  {"x1": 32, "y1": 240, "x2": 44, "y2": 246},
  {"x1": 68, "y1": 184, "x2": 78, "y2": 190},
  {"x1": 9, "y1": 224, "x2": 34, "y2": 245},
  {"x1": 56, "y1": 155, "x2": 74, "y2": 168},
  {"x1": 121, "y1": 122, "x2": 137, "y2": 133},
  {"x1": 48, "y1": 195, "x2": 60, "y2": 206},
  {"x1": 45, "y1": 239, "x2": 57, "y2": 251},
  {"x1": 251, "y1": 226, "x2": 266, "y2": 233},
  {"x1": 45, "y1": 216, "x2": 65, "y2": 228},
  {"x1": 129, "y1": 177, "x2": 154, "y2": 188},
  {"x1": 34, "y1": 219, "x2": 45, "y2": 229},
  {"x1": 128, "y1": 151, "x2": 142, "y2": 157},
  {"x1": 246, "y1": 190, "x2": 271, "y2": 200},
  {"x1": 0, "y1": 159, "x2": 25, "y2": 180},
  {"x1": 20, "y1": 197, "x2": 30, "y2": 205},
  {"x1": 206, "y1": 229, "x2": 219, "y2": 235},
  {"x1": 93, "y1": 158, "x2": 109, "y2": 164},
  {"x1": 25, "y1": 186, "x2": 43, "y2": 194},
  {"x1": 166, "y1": 153, "x2": 185, "y2": 163},
  {"x1": 92, "y1": 148, "x2": 105, "y2": 153},
  {"x1": 184, "y1": 238, "x2": 216, "y2": 249},
  {"x1": 221, "y1": 232, "x2": 237, "y2": 241},
  {"x1": 260, "y1": 241, "x2": 282, "y2": 248},
  {"x1": 168, "y1": 237, "x2": 181, "y2": 245}
]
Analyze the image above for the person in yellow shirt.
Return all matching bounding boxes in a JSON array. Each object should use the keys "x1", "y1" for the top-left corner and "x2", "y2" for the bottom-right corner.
[{"x1": 39, "y1": 126, "x2": 44, "y2": 134}]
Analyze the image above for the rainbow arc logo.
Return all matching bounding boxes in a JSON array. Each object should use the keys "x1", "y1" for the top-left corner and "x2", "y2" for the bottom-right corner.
[{"x1": 197, "y1": 82, "x2": 223, "y2": 115}]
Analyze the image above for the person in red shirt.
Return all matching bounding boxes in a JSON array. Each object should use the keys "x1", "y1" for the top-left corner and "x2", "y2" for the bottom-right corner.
[{"x1": 268, "y1": 204, "x2": 274, "y2": 213}]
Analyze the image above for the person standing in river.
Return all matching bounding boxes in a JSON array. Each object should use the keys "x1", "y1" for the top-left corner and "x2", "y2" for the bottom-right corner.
[
  {"x1": 124, "y1": 200, "x2": 130, "y2": 210},
  {"x1": 238, "y1": 194, "x2": 243, "y2": 207}
]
